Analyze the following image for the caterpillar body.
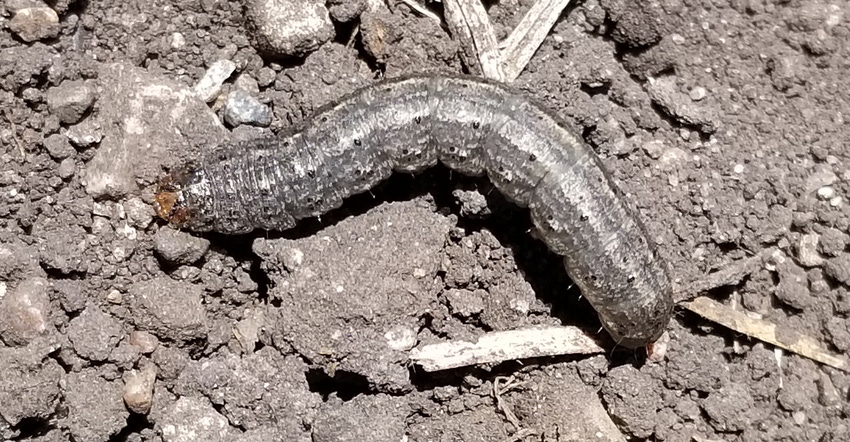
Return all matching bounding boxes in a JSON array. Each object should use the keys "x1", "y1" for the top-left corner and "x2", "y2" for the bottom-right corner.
[{"x1": 154, "y1": 74, "x2": 674, "y2": 348}]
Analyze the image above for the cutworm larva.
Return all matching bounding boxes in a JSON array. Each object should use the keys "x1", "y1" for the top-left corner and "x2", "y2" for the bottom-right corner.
[{"x1": 154, "y1": 73, "x2": 674, "y2": 348}]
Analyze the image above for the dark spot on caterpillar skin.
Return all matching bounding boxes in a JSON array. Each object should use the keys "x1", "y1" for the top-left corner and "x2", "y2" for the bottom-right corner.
[{"x1": 154, "y1": 73, "x2": 674, "y2": 349}]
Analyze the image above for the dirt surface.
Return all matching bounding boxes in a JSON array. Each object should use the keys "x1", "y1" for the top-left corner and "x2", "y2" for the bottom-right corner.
[{"x1": 1, "y1": 0, "x2": 849, "y2": 441}]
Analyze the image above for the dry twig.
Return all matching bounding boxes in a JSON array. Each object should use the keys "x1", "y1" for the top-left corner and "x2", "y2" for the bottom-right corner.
[
  {"x1": 499, "y1": 0, "x2": 572, "y2": 81},
  {"x1": 681, "y1": 296, "x2": 848, "y2": 371},
  {"x1": 409, "y1": 326, "x2": 604, "y2": 372},
  {"x1": 442, "y1": 0, "x2": 504, "y2": 81}
]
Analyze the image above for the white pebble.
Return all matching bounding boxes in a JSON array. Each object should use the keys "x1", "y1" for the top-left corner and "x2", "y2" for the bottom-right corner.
[
  {"x1": 689, "y1": 86, "x2": 707, "y2": 101},
  {"x1": 734, "y1": 164, "x2": 744, "y2": 174},
  {"x1": 171, "y1": 32, "x2": 185, "y2": 49},
  {"x1": 817, "y1": 186, "x2": 835, "y2": 200},
  {"x1": 194, "y1": 59, "x2": 236, "y2": 103}
]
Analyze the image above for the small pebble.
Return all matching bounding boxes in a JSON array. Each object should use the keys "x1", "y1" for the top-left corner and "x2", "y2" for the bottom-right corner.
[
  {"x1": 194, "y1": 59, "x2": 236, "y2": 103},
  {"x1": 123, "y1": 364, "x2": 157, "y2": 414},
  {"x1": 129, "y1": 330, "x2": 159, "y2": 353},
  {"x1": 234, "y1": 73, "x2": 260, "y2": 93},
  {"x1": 384, "y1": 325, "x2": 417, "y2": 351},
  {"x1": 797, "y1": 233, "x2": 824, "y2": 267},
  {"x1": 47, "y1": 80, "x2": 96, "y2": 124},
  {"x1": 106, "y1": 289, "x2": 123, "y2": 304},
  {"x1": 642, "y1": 140, "x2": 665, "y2": 159},
  {"x1": 123, "y1": 197, "x2": 155, "y2": 229},
  {"x1": 824, "y1": 253, "x2": 850, "y2": 286},
  {"x1": 43, "y1": 133, "x2": 76, "y2": 159},
  {"x1": 689, "y1": 86, "x2": 707, "y2": 101},
  {"x1": 256, "y1": 67, "x2": 277, "y2": 88},
  {"x1": 806, "y1": 167, "x2": 837, "y2": 193},
  {"x1": 9, "y1": 6, "x2": 60, "y2": 42},
  {"x1": 223, "y1": 89, "x2": 273, "y2": 127},
  {"x1": 0, "y1": 277, "x2": 52, "y2": 346},
  {"x1": 734, "y1": 164, "x2": 744, "y2": 174},
  {"x1": 154, "y1": 226, "x2": 210, "y2": 265},
  {"x1": 57, "y1": 158, "x2": 76, "y2": 179},
  {"x1": 245, "y1": 0, "x2": 334, "y2": 56},
  {"x1": 818, "y1": 228, "x2": 847, "y2": 257},
  {"x1": 170, "y1": 32, "x2": 186, "y2": 49},
  {"x1": 445, "y1": 288, "x2": 485, "y2": 318},
  {"x1": 671, "y1": 33, "x2": 686, "y2": 44},
  {"x1": 64, "y1": 119, "x2": 103, "y2": 147},
  {"x1": 818, "y1": 186, "x2": 836, "y2": 200}
]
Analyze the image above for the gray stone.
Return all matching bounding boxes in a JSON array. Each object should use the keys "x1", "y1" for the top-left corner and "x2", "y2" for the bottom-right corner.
[
  {"x1": 66, "y1": 304, "x2": 123, "y2": 362},
  {"x1": 818, "y1": 228, "x2": 847, "y2": 257},
  {"x1": 128, "y1": 277, "x2": 208, "y2": 343},
  {"x1": 124, "y1": 197, "x2": 155, "y2": 229},
  {"x1": 153, "y1": 226, "x2": 210, "y2": 265},
  {"x1": 63, "y1": 118, "x2": 103, "y2": 147},
  {"x1": 159, "y1": 396, "x2": 238, "y2": 442},
  {"x1": 445, "y1": 288, "x2": 485, "y2": 318},
  {"x1": 129, "y1": 330, "x2": 160, "y2": 354},
  {"x1": 83, "y1": 63, "x2": 227, "y2": 199},
  {"x1": 245, "y1": 0, "x2": 334, "y2": 57},
  {"x1": 38, "y1": 226, "x2": 88, "y2": 274},
  {"x1": 43, "y1": 133, "x2": 76, "y2": 159},
  {"x1": 4, "y1": 0, "x2": 48, "y2": 12},
  {"x1": 647, "y1": 76, "x2": 719, "y2": 134},
  {"x1": 63, "y1": 369, "x2": 129, "y2": 441},
  {"x1": 797, "y1": 233, "x2": 824, "y2": 267},
  {"x1": 8, "y1": 6, "x2": 60, "y2": 42},
  {"x1": 256, "y1": 67, "x2": 276, "y2": 87},
  {"x1": 703, "y1": 383, "x2": 756, "y2": 432},
  {"x1": 825, "y1": 253, "x2": 850, "y2": 286},
  {"x1": 0, "y1": 343, "x2": 63, "y2": 425},
  {"x1": 194, "y1": 59, "x2": 236, "y2": 103},
  {"x1": 123, "y1": 363, "x2": 157, "y2": 414},
  {"x1": 234, "y1": 73, "x2": 260, "y2": 93},
  {"x1": 57, "y1": 157, "x2": 75, "y2": 179},
  {"x1": 327, "y1": 0, "x2": 367, "y2": 22},
  {"x1": 46, "y1": 80, "x2": 96, "y2": 124},
  {"x1": 312, "y1": 395, "x2": 407, "y2": 442},
  {"x1": 223, "y1": 89, "x2": 272, "y2": 127},
  {"x1": 175, "y1": 348, "x2": 319, "y2": 430},
  {"x1": 0, "y1": 277, "x2": 53, "y2": 346}
]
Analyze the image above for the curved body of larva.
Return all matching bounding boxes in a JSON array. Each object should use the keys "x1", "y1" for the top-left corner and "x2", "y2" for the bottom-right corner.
[{"x1": 154, "y1": 74, "x2": 674, "y2": 348}]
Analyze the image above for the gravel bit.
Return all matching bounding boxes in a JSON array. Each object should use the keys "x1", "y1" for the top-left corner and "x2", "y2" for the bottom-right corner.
[
  {"x1": 153, "y1": 226, "x2": 211, "y2": 265},
  {"x1": 245, "y1": 0, "x2": 334, "y2": 57},
  {"x1": 194, "y1": 59, "x2": 236, "y2": 103},
  {"x1": 8, "y1": 5, "x2": 60, "y2": 42},
  {"x1": 46, "y1": 80, "x2": 96, "y2": 125},
  {"x1": 223, "y1": 89, "x2": 273, "y2": 127},
  {"x1": 0, "y1": 277, "x2": 53, "y2": 346}
]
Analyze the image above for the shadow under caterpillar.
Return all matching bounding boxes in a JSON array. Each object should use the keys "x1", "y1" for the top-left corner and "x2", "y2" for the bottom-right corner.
[{"x1": 154, "y1": 73, "x2": 674, "y2": 349}]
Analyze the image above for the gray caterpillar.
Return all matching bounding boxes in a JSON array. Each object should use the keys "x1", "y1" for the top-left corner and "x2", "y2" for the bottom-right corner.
[{"x1": 154, "y1": 74, "x2": 674, "y2": 349}]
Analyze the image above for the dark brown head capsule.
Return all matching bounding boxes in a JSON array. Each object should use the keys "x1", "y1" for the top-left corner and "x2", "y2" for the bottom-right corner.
[{"x1": 153, "y1": 170, "x2": 194, "y2": 226}]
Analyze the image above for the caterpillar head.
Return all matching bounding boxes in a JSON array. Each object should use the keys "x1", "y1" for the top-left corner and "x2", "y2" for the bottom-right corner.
[{"x1": 153, "y1": 170, "x2": 194, "y2": 227}]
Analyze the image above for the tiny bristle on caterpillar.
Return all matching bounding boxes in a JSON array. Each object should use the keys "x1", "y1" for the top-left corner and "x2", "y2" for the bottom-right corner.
[{"x1": 154, "y1": 73, "x2": 674, "y2": 349}]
